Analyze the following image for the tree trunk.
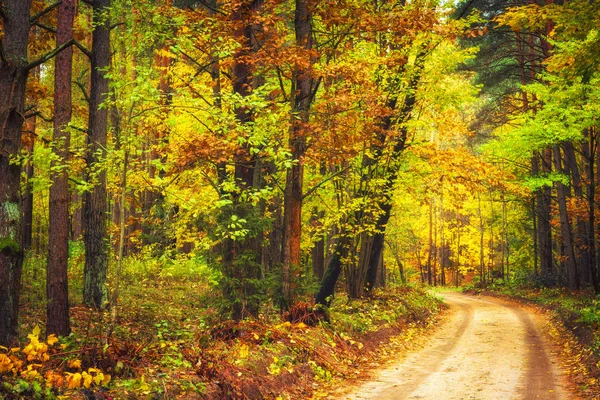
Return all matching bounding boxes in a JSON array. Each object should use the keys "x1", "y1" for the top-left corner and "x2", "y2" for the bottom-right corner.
[
  {"x1": 553, "y1": 146, "x2": 579, "y2": 290},
  {"x1": 427, "y1": 200, "x2": 433, "y2": 285},
  {"x1": 315, "y1": 237, "x2": 347, "y2": 306},
  {"x1": 84, "y1": 0, "x2": 111, "y2": 309},
  {"x1": 310, "y1": 209, "x2": 325, "y2": 280},
  {"x1": 478, "y1": 193, "x2": 485, "y2": 285},
  {"x1": 219, "y1": 0, "x2": 264, "y2": 320},
  {"x1": 47, "y1": 0, "x2": 76, "y2": 336},
  {"x1": 563, "y1": 141, "x2": 591, "y2": 285},
  {"x1": 582, "y1": 134, "x2": 600, "y2": 292},
  {"x1": 534, "y1": 151, "x2": 553, "y2": 278},
  {"x1": 21, "y1": 117, "x2": 36, "y2": 252},
  {"x1": 0, "y1": 0, "x2": 32, "y2": 346},
  {"x1": 282, "y1": 0, "x2": 313, "y2": 309}
]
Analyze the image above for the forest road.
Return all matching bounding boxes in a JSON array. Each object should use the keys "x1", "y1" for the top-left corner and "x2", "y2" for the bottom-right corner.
[{"x1": 338, "y1": 292, "x2": 573, "y2": 400}]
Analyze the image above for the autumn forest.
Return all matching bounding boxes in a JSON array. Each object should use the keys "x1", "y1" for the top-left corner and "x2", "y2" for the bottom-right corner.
[{"x1": 1, "y1": 0, "x2": 600, "y2": 398}]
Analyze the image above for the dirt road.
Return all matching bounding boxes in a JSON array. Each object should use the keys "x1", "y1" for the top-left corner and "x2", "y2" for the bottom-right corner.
[{"x1": 339, "y1": 292, "x2": 572, "y2": 400}]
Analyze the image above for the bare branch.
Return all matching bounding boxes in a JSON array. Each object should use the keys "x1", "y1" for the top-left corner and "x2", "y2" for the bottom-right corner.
[
  {"x1": 74, "y1": 40, "x2": 91, "y2": 58},
  {"x1": 110, "y1": 21, "x2": 125, "y2": 30},
  {"x1": 30, "y1": 2, "x2": 61, "y2": 24},
  {"x1": 26, "y1": 39, "x2": 74, "y2": 71},
  {"x1": 75, "y1": 79, "x2": 90, "y2": 104},
  {"x1": 33, "y1": 21, "x2": 57, "y2": 34},
  {"x1": 303, "y1": 166, "x2": 352, "y2": 200}
]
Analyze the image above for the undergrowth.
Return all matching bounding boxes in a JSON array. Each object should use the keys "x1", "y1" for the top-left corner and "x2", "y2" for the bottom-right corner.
[{"x1": 3, "y1": 249, "x2": 443, "y2": 399}]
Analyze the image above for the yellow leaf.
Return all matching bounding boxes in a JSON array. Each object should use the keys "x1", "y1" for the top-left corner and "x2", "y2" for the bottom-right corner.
[
  {"x1": 238, "y1": 344, "x2": 249, "y2": 359},
  {"x1": 68, "y1": 359, "x2": 82, "y2": 369},
  {"x1": 93, "y1": 372, "x2": 105, "y2": 385},
  {"x1": 47, "y1": 334, "x2": 59, "y2": 346},
  {"x1": 102, "y1": 374, "x2": 111, "y2": 385},
  {"x1": 67, "y1": 372, "x2": 82, "y2": 389},
  {"x1": 82, "y1": 371, "x2": 93, "y2": 388},
  {"x1": 32, "y1": 325, "x2": 41, "y2": 337}
]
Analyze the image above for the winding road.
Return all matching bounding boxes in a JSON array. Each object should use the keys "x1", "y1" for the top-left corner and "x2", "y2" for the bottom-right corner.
[{"x1": 340, "y1": 292, "x2": 572, "y2": 400}]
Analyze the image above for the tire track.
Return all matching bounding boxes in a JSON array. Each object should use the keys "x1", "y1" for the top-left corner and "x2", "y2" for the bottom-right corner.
[{"x1": 338, "y1": 292, "x2": 571, "y2": 400}]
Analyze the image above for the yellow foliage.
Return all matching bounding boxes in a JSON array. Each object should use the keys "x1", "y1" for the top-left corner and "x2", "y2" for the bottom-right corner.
[
  {"x1": 0, "y1": 327, "x2": 111, "y2": 391},
  {"x1": 82, "y1": 371, "x2": 93, "y2": 388},
  {"x1": 66, "y1": 372, "x2": 82, "y2": 389},
  {"x1": 238, "y1": 344, "x2": 249, "y2": 359},
  {"x1": 0, "y1": 353, "x2": 13, "y2": 374},
  {"x1": 47, "y1": 334, "x2": 59, "y2": 346}
]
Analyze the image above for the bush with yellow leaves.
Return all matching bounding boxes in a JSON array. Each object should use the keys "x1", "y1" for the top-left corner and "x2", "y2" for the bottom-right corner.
[{"x1": 0, "y1": 326, "x2": 111, "y2": 396}]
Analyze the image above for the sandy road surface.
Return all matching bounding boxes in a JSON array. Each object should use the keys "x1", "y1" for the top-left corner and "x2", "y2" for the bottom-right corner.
[{"x1": 339, "y1": 292, "x2": 572, "y2": 400}]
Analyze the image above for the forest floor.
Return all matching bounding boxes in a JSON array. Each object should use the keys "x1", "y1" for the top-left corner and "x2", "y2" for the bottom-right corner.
[
  {"x1": 332, "y1": 291, "x2": 575, "y2": 400},
  {"x1": 1, "y1": 253, "x2": 446, "y2": 399}
]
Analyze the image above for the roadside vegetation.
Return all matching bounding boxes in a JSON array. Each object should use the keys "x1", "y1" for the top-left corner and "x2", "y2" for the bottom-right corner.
[{"x1": 1, "y1": 252, "x2": 443, "y2": 399}]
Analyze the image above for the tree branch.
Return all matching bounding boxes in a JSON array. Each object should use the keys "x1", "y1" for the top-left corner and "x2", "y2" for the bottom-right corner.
[
  {"x1": 303, "y1": 166, "x2": 351, "y2": 200},
  {"x1": 75, "y1": 79, "x2": 90, "y2": 104},
  {"x1": 26, "y1": 39, "x2": 74, "y2": 71},
  {"x1": 33, "y1": 21, "x2": 57, "y2": 34},
  {"x1": 74, "y1": 39, "x2": 91, "y2": 58},
  {"x1": 110, "y1": 21, "x2": 125, "y2": 30},
  {"x1": 30, "y1": 2, "x2": 61, "y2": 24}
]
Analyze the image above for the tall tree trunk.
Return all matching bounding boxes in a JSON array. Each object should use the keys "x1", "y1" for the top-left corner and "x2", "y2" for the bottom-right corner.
[
  {"x1": 220, "y1": 0, "x2": 264, "y2": 320},
  {"x1": 554, "y1": 146, "x2": 579, "y2": 290},
  {"x1": 282, "y1": 0, "x2": 313, "y2": 309},
  {"x1": 586, "y1": 129, "x2": 600, "y2": 293},
  {"x1": 310, "y1": 209, "x2": 325, "y2": 280},
  {"x1": 478, "y1": 193, "x2": 485, "y2": 285},
  {"x1": 563, "y1": 141, "x2": 591, "y2": 285},
  {"x1": 47, "y1": 0, "x2": 76, "y2": 336},
  {"x1": 427, "y1": 200, "x2": 433, "y2": 285},
  {"x1": 21, "y1": 117, "x2": 36, "y2": 252},
  {"x1": 0, "y1": 0, "x2": 32, "y2": 346},
  {"x1": 535, "y1": 151, "x2": 554, "y2": 279},
  {"x1": 84, "y1": 0, "x2": 111, "y2": 309}
]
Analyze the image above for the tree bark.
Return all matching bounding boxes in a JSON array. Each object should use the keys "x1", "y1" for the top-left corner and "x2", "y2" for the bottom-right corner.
[
  {"x1": 21, "y1": 117, "x2": 36, "y2": 252},
  {"x1": 84, "y1": 0, "x2": 111, "y2": 309},
  {"x1": 582, "y1": 134, "x2": 599, "y2": 292},
  {"x1": 47, "y1": 0, "x2": 76, "y2": 336},
  {"x1": 534, "y1": 151, "x2": 554, "y2": 279},
  {"x1": 563, "y1": 141, "x2": 591, "y2": 285},
  {"x1": 219, "y1": 0, "x2": 264, "y2": 320},
  {"x1": 315, "y1": 237, "x2": 348, "y2": 306},
  {"x1": 310, "y1": 209, "x2": 325, "y2": 280},
  {"x1": 282, "y1": 0, "x2": 313, "y2": 309},
  {"x1": 0, "y1": 0, "x2": 32, "y2": 346},
  {"x1": 553, "y1": 146, "x2": 579, "y2": 290}
]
